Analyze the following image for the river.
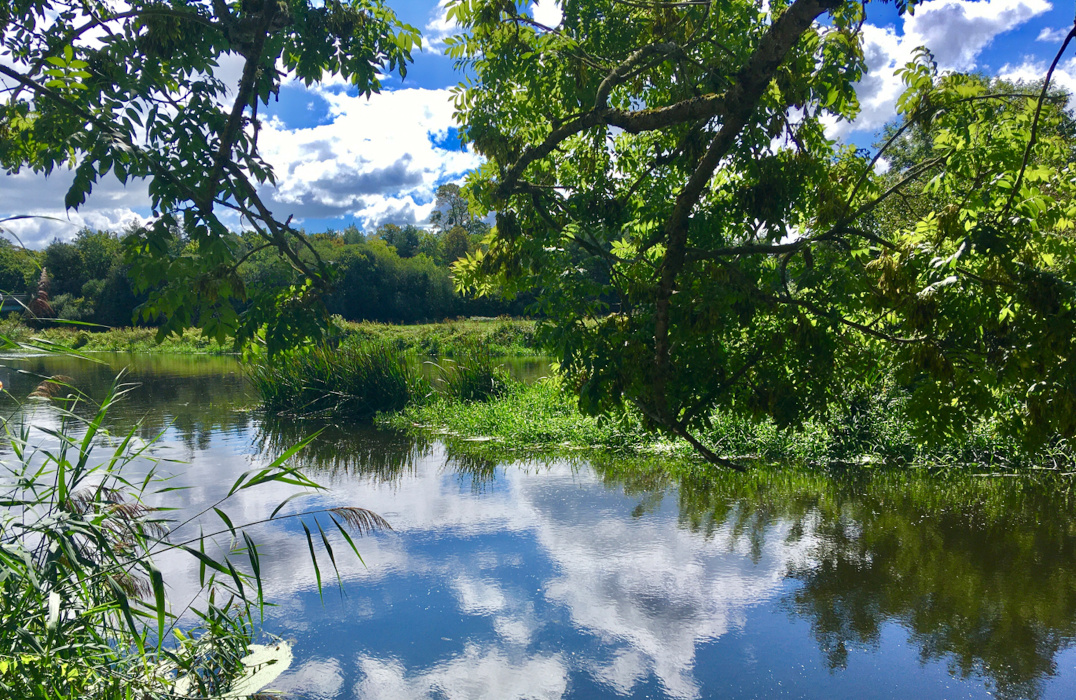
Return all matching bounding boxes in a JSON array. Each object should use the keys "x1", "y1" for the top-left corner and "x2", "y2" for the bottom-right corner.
[{"x1": 2, "y1": 353, "x2": 1075, "y2": 699}]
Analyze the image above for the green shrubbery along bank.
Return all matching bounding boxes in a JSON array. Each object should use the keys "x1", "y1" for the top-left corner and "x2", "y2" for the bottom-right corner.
[
  {"x1": 250, "y1": 338, "x2": 1074, "y2": 472},
  {"x1": 0, "y1": 318, "x2": 539, "y2": 357}
]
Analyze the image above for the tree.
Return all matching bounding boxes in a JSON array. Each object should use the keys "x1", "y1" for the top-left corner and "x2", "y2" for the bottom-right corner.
[
  {"x1": 376, "y1": 222, "x2": 421, "y2": 258},
  {"x1": 442, "y1": 225, "x2": 472, "y2": 264},
  {"x1": 428, "y1": 182, "x2": 473, "y2": 233},
  {"x1": 449, "y1": 0, "x2": 1076, "y2": 466},
  {"x1": 0, "y1": 0, "x2": 420, "y2": 352},
  {"x1": 0, "y1": 238, "x2": 40, "y2": 294}
]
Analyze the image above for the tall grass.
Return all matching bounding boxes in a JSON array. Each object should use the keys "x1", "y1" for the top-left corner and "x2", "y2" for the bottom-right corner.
[
  {"x1": 0, "y1": 372, "x2": 387, "y2": 698},
  {"x1": 338, "y1": 317, "x2": 539, "y2": 357},
  {"x1": 249, "y1": 341, "x2": 426, "y2": 418},
  {"x1": 428, "y1": 340, "x2": 510, "y2": 403}
]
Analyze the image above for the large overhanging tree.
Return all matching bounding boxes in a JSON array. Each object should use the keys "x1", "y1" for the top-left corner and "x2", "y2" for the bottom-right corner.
[
  {"x1": 0, "y1": 0, "x2": 420, "y2": 351},
  {"x1": 449, "y1": 0, "x2": 1076, "y2": 467}
]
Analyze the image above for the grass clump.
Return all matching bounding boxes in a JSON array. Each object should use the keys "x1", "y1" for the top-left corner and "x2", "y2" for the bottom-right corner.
[
  {"x1": 429, "y1": 341, "x2": 511, "y2": 403},
  {"x1": 383, "y1": 376, "x2": 654, "y2": 450},
  {"x1": 338, "y1": 317, "x2": 538, "y2": 357},
  {"x1": 249, "y1": 341, "x2": 425, "y2": 418}
]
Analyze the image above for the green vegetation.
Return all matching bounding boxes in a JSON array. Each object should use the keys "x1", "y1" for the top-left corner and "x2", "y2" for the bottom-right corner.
[
  {"x1": 337, "y1": 318, "x2": 538, "y2": 357},
  {"x1": 2, "y1": 324, "x2": 233, "y2": 354},
  {"x1": 248, "y1": 342, "x2": 425, "y2": 418},
  {"x1": 427, "y1": 341, "x2": 511, "y2": 403},
  {"x1": 0, "y1": 222, "x2": 528, "y2": 342},
  {"x1": 0, "y1": 376, "x2": 384, "y2": 698},
  {"x1": 452, "y1": 0, "x2": 1076, "y2": 466},
  {"x1": 1, "y1": 0, "x2": 425, "y2": 352},
  {"x1": 385, "y1": 373, "x2": 1074, "y2": 471}
]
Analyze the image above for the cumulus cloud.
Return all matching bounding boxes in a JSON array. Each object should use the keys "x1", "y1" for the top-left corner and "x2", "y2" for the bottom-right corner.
[
  {"x1": 0, "y1": 86, "x2": 479, "y2": 244},
  {"x1": 834, "y1": 0, "x2": 1051, "y2": 138},
  {"x1": 903, "y1": 0, "x2": 1050, "y2": 71},
  {"x1": 1037, "y1": 26, "x2": 1072, "y2": 43},
  {"x1": 256, "y1": 86, "x2": 481, "y2": 231},
  {"x1": 999, "y1": 55, "x2": 1076, "y2": 106},
  {"x1": 0, "y1": 170, "x2": 152, "y2": 247}
]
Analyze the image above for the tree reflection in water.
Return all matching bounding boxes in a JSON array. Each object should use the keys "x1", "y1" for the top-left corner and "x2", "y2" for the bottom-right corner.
[
  {"x1": 7, "y1": 352, "x2": 1075, "y2": 699},
  {"x1": 609, "y1": 460, "x2": 1076, "y2": 700}
]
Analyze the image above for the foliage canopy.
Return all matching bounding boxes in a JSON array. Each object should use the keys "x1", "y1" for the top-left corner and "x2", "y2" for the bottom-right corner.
[
  {"x1": 0, "y1": 0, "x2": 420, "y2": 352},
  {"x1": 449, "y1": 0, "x2": 1076, "y2": 465}
]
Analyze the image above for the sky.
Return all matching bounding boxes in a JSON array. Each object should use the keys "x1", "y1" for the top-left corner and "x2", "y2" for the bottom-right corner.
[{"x1": 1, "y1": 0, "x2": 1074, "y2": 248}]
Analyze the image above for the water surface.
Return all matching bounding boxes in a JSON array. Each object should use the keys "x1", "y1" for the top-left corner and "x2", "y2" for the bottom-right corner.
[{"x1": 2, "y1": 353, "x2": 1075, "y2": 700}]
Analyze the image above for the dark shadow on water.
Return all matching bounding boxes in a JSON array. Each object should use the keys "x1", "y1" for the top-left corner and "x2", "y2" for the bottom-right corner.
[{"x1": 254, "y1": 414, "x2": 431, "y2": 483}]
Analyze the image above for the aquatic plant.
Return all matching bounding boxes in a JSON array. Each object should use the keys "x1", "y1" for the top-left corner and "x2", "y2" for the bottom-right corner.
[
  {"x1": 0, "y1": 374, "x2": 387, "y2": 698},
  {"x1": 249, "y1": 341, "x2": 425, "y2": 418},
  {"x1": 428, "y1": 340, "x2": 510, "y2": 403}
]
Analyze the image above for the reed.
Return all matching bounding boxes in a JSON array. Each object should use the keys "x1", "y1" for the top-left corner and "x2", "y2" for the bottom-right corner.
[
  {"x1": 249, "y1": 341, "x2": 425, "y2": 418},
  {"x1": 0, "y1": 375, "x2": 385, "y2": 698},
  {"x1": 428, "y1": 340, "x2": 510, "y2": 403}
]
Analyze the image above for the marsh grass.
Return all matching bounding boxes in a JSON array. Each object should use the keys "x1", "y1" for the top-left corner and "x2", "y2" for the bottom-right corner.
[
  {"x1": 384, "y1": 376, "x2": 656, "y2": 451},
  {"x1": 249, "y1": 341, "x2": 426, "y2": 418},
  {"x1": 338, "y1": 317, "x2": 538, "y2": 357},
  {"x1": 387, "y1": 375, "x2": 1076, "y2": 471},
  {"x1": 0, "y1": 368, "x2": 387, "y2": 698},
  {"x1": 428, "y1": 340, "x2": 510, "y2": 403}
]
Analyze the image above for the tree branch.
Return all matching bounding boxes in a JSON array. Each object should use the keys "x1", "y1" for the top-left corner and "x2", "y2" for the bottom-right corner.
[{"x1": 651, "y1": 0, "x2": 840, "y2": 421}]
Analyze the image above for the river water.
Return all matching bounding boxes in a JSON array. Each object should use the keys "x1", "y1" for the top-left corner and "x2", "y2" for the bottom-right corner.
[{"x1": 2, "y1": 353, "x2": 1076, "y2": 700}]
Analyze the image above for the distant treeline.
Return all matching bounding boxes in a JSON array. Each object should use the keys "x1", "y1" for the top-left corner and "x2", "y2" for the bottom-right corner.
[{"x1": 0, "y1": 217, "x2": 527, "y2": 328}]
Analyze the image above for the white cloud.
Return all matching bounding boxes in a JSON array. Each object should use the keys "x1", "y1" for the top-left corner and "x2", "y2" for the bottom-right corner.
[
  {"x1": 903, "y1": 0, "x2": 1050, "y2": 71},
  {"x1": 999, "y1": 55, "x2": 1076, "y2": 106},
  {"x1": 0, "y1": 86, "x2": 480, "y2": 244},
  {"x1": 252, "y1": 86, "x2": 481, "y2": 231},
  {"x1": 0, "y1": 171, "x2": 152, "y2": 247},
  {"x1": 531, "y1": 0, "x2": 563, "y2": 28},
  {"x1": 1037, "y1": 26, "x2": 1072, "y2": 43}
]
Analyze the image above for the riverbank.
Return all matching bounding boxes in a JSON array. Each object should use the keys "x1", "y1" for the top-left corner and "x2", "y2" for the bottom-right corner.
[
  {"x1": 1, "y1": 325, "x2": 234, "y2": 354},
  {"x1": 380, "y1": 376, "x2": 1075, "y2": 472},
  {"x1": 0, "y1": 317, "x2": 539, "y2": 357}
]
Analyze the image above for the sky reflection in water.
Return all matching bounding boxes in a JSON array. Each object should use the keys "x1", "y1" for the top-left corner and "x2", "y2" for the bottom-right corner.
[{"x1": 2, "y1": 353, "x2": 1075, "y2": 699}]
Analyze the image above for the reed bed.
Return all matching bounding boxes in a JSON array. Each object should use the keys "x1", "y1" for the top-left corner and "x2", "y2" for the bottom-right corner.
[
  {"x1": 249, "y1": 341, "x2": 425, "y2": 418},
  {"x1": 428, "y1": 340, "x2": 511, "y2": 403}
]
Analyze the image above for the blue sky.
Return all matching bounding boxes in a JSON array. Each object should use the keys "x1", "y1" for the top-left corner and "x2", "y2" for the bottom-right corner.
[{"x1": 2, "y1": 0, "x2": 1075, "y2": 246}]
